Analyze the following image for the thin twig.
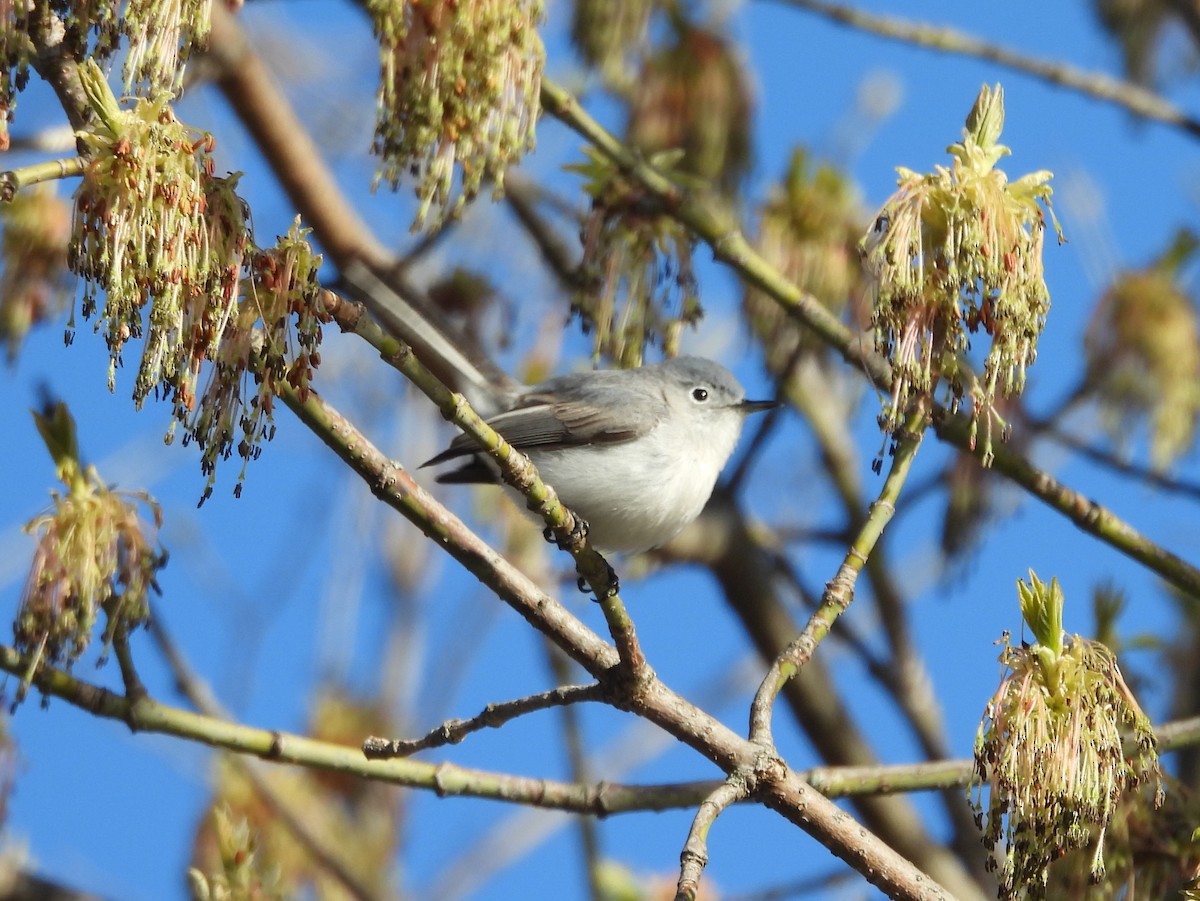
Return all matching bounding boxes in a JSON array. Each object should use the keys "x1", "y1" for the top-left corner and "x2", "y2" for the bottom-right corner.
[
  {"x1": 771, "y1": 0, "x2": 1200, "y2": 140},
  {"x1": 668, "y1": 491, "x2": 984, "y2": 899},
  {"x1": 778, "y1": 366, "x2": 982, "y2": 871},
  {"x1": 362, "y1": 683, "x2": 607, "y2": 759},
  {"x1": 749, "y1": 408, "x2": 928, "y2": 747},
  {"x1": 1, "y1": 640, "x2": 716, "y2": 813},
  {"x1": 675, "y1": 779, "x2": 751, "y2": 901}
]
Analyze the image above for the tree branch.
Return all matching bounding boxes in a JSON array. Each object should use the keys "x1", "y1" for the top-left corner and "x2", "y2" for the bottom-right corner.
[
  {"x1": 275, "y1": 331, "x2": 958, "y2": 899},
  {"x1": 675, "y1": 779, "x2": 751, "y2": 901},
  {"x1": 0, "y1": 642, "x2": 711, "y2": 814},
  {"x1": 362, "y1": 683, "x2": 607, "y2": 759},
  {"x1": 771, "y1": 0, "x2": 1200, "y2": 139},
  {"x1": 148, "y1": 614, "x2": 383, "y2": 901},
  {"x1": 750, "y1": 409, "x2": 928, "y2": 746},
  {"x1": 540, "y1": 75, "x2": 1200, "y2": 600}
]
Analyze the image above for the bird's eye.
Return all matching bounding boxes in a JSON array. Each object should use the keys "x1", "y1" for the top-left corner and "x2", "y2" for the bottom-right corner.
[{"x1": 691, "y1": 387, "x2": 709, "y2": 402}]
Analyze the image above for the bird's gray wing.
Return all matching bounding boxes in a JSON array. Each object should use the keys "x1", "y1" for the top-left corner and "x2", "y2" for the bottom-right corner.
[{"x1": 422, "y1": 378, "x2": 666, "y2": 468}]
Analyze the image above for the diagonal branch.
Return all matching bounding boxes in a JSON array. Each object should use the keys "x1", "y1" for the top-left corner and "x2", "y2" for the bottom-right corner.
[
  {"x1": 316, "y1": 289, "x2": 646, "y2": 674},
  {"x1": 275, "y1": 373, "x2": 619, "y2": 677},
  {"x1": 771, "y1": 0, "x2": 1200, "y2": 139},
  {"x1": 540, "y1": 76, "x2": 1200, "y2": 600},
  {"x1": 750, "y1": 409, "x2": 928, "y2": 747},
  {"x1": 1035, "y1": 420, "x2": 1200, "y2": 503},
  {"x1": 275, "y1": 335, "x2": 959, "y2": 899}
]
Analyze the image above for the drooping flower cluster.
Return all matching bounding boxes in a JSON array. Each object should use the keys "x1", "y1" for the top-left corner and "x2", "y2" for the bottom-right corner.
[
  {"x1": 182, "y1": 219, "x2": 325, "y2": 501},
  {"x1": 0, "y1": 0, "x2": 211, "y2": 145},
  {"x1": 122, "y1": 0, "x2": 213, "y2": 92},
  {"x1": 570, "y1": 0, "x2": 655, "y2": 89},
  {"x1": 626, "y1": 20, "x2": 752, "y2": 195},
  {"x1": 15, "y1": 402, "x2": 166, "y2": 701},
  {"x1": 70, "y1": 61, "x2": 247, "y2": 405},
  {"x1": 744, "y1": 149, "x2": 866, "y2": 383},
  {"x1": 861, "y1": 84, "x2": 1062, "y2": 462},
  {"x1": 367, "y1": 0, "x2": 544, "y2": 230},
  {"x1": 68, "y1": 63, "x2": 325, "y2": 497},
  {"x1": 1038, "y1": 772, "x2": 1200, "y2": 900},
  {"x1": 569, "y1": 147, "x2": 701, "y2": 367},
  {"x1": 1084, "y1": 231, "x2": 1200, "y2": 470},
  {"x1": 0, "y1": 185, "x2": 72, "y2": 360},
  {"x1": 972, "y1": 572, "x2": 1161, "y2": 899}
]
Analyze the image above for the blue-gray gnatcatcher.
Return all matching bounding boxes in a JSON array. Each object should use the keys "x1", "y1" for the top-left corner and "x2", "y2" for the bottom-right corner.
[
  {"x1": 421, "y1": 357, "x2": 775, "y2": 553},
  {"x1": 340, "y1": 262, "x2": 774, "y2": 554}
]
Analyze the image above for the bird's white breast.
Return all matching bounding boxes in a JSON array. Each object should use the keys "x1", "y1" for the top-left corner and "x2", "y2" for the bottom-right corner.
[{"x1": 529, "y1": 408, "x2": 743, "y2": 554}]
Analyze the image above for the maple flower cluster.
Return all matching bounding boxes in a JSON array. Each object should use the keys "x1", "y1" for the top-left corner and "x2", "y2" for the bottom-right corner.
[
  {"x1": 744, "y1": 149, "x2": 865, "y2": 383},
  {"x1": 570, "y1": 0, "x2": 654, "y2": 88},
  {"x1": 182, "y1": 219, "x2": 325, "y2": 501},
  {"x1": 123, "y1": 0, "x2": 213, "y2": 92},
  {"x1": 68, "y1": 62, "x2": 325, "y2": 497},
  {"x1": 0, "y1": 0, "x2": 210, "y2": 147},
  {"x1": 1084, "y1": 238, "x2": 1200, "y2": 470},
  {"x1": 973, "y1": 572, "x2": 1161, "y2": 899},
  {"x1": 626, "y1": 21, "x2": 752, "y2": 195},
  {"x1": 861, "y1": 84, "x2": 1061, "y2": 461},
  {"x1": 70, "y1": 61, "x2": 247, "y2": 407},
  {"x1": 570, "y1": 148, "x2": 701, "y2": 368},
  {"x1": 15, "y1": 404, "x2": 166, "y2": 700},
  {"x1": 0, "y1": 186, "x2": 72, "y2": 359},
  {"x1": 367, "y1": 0, "x2": 545, "y2": 230}
]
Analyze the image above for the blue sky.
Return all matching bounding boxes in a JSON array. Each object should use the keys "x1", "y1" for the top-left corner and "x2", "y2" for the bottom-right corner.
[{"x1": 2, "y1": 1, "x2": 1200, "y2": 899}]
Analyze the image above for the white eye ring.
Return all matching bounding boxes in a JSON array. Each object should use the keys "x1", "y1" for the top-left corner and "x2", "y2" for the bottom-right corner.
[{"x1": 691, "y1": 387, "x2": 709, "y2": 402}]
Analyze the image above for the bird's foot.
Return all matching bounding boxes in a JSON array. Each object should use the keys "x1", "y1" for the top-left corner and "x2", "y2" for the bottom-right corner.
[
  {"x1": 543, "y1": 516, "x2": 589, "y2": 550},
  {"x1": 577, "y1": 562, "x2": 620, "y2": 601}
]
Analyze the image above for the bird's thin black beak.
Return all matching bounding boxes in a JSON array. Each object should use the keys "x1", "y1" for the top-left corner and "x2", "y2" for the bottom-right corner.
[{"x1": 739, "y1": 399, "x2": 778, "y2": 414}]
